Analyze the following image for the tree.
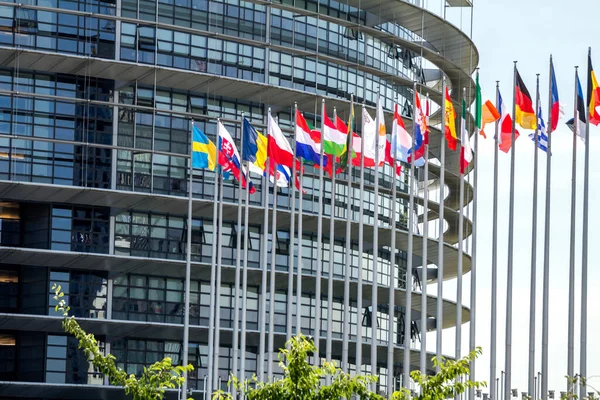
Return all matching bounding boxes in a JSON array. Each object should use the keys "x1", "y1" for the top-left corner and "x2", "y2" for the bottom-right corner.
[
  {"x1": 392, "y1": 348, "x2": 486, "y2": 400},
  {"x1": 213, "y1": 334, "x2": 385, "y2": 400},
  {"x1": 52, "y1": 284, "x2": 194, "y2": 400}
]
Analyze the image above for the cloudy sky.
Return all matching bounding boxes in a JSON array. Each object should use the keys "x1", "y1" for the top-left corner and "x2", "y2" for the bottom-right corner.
[{"x1": 424, "y1": 0, "x2": 600, "y2": 396}]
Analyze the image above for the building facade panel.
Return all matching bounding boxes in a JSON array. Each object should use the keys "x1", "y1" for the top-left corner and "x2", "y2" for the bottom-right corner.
[{"x1": 0, "y1": 0, "x2": 476, "y2": 398}]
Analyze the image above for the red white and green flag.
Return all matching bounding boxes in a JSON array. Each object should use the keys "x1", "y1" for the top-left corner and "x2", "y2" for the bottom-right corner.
[{"x1": 459, "y1": 97, "x2": 473, "y2": 174}]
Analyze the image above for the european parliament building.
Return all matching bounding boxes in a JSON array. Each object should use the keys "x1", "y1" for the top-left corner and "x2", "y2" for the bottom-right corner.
[{"x1": 0, "y1": 0, "x2": 477, "y2": 398}]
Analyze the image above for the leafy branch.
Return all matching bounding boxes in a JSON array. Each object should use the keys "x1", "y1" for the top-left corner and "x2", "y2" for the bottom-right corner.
[
  {"x1": 213, "y1": 334, "x2": 385, "y2": 400},
  {"x1": 392, "y1": 347, "x2": 486, "y2": 400},
  {"x1": 52, "y1": 284, "x2": 194, "y2": 400}
]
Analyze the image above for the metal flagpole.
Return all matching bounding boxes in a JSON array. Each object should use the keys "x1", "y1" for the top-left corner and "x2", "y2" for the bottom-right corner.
[
  {"x1": 403, "y1": 83, "x2": 417, "y2": 388},
  {"x1": 505, "y1": 62, "x2": 518, "y2": 400},
  {"x1": 436, "y1": 76, "x2": 447, "y2": 370},
  {"x1": 206, "y1": 129, "x2": 220, "y2": 398},
  {"x1": 567, "y1": 67, "x2": 579, "y2": 395},
  {"x1": 267, "y1": 158, "x2": 278, "y2": 381},
  {"x1": 456, "y1": 87, "x2": 466, "y2": 369},
  {"x1": 240, "y1": 152, "x2": 251, "y2": 382},
  {"x1": 580, "y1": 47, "x2": 592, "y2": 400},
  {"x1": 528, "y1": 74, "x2": 541, "y2": 398},
  {"x1": 420, "y1": 93, "x2": 429, "y2": 377},
  {"x1": 326, "y1": 107, "x2": 337, "y2": 374},
  {"x1": 357, "y1": 102, "x2": 367, "y2": 375},
  {"x1": 231, "y1": 114, "x2": 246, "y2": 397},
  {"x1": 541, "y1": 56, "x2": 554, "y2": 400},
  {"x1": 258, "y1": 110, "x2": 271, "y2": 382},
  {"x1": 342, "y1": 95, "x2": 354, "y2": 372},
  {"x1": 181, "y1": 120, "x2": 195, "y2": 400},
  {"x1": 371, "y1": 94, "x2": 381, "y2": 389},
  {"x1": 296, "y1": 156, "x2": 304, "y2": 336},
  {"x1": 287, "y1": 104, "x2": 298, "y2": 343},
  {"x1": 469, "y1": 73, "x2": 480, "y2": 399},
  {"x1": 314, "y1": 98, "x2": 326, "y2": 366},
  {"x1": 387, "y1": 100, "x2": 398, "y2": 395},
  {"x1": 490, "y1": 82, "x2": 500, "y2": 400},
  {"x1": 213, "y1": 121, "x2": 225, "y2": 391}
]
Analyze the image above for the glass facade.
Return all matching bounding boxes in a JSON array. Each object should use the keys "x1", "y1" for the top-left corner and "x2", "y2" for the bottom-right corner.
[{"x1": 0, "y1": 0, "x2": 476, "y2": 396}]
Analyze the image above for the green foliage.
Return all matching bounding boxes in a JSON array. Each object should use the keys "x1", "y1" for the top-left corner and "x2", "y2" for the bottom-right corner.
[
  {"x1": 392, "y1": 348, "x2": 486, "y2": 400},
  {"x1": 212, "y1": 334, "x2": 385, "y2": 400},
  {"x1": 52, "y1": 284, "x2": 194, "y2": 400},
  {"x1": 561, "y1": 375, "x2": 600, "y2": 400}
]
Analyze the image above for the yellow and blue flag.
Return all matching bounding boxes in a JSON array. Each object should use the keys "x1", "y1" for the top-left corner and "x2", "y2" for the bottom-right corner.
[
  {"x1": 192, "y1": 124, "x2": 217, "y2": 170},
  {"x1": 242, "y1": 118, "x2": 267, "y2": 176}
]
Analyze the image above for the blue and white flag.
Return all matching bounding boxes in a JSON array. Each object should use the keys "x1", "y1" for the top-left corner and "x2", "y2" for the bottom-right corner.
[{"x1": 528, "y1": 105, "x2": 550, "y2": 154}]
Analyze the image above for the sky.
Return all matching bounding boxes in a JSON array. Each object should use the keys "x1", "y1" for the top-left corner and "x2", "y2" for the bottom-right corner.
[{"x1": 423, "y1": 0, "x2": 600, "y2": 396}]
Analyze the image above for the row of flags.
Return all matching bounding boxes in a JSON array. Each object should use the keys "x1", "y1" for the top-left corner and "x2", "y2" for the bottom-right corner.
[
  {"x1": 482, "y1": 51, "x2": 600, "y2": 157},
  {"x1": 190, "y1": 85, "x2": 483, "y2": 193}
]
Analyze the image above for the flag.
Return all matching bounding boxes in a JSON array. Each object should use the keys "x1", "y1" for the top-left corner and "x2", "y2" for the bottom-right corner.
[
  {"x1": 267, "y1": 113, "x2": 294, "y2": 168},
  {"x1": 479, "y1": 100, "x2": 501, "y2": 138},
  {"x1": 408, "y1": 93, "x2": 428, "y2": 166},
  {"x1": 217, "y1": 121, "x2": 256, "y2": 193},
  {"x1": 414, "y1": 92, "x2": 426, "y2": 153},
  {"x1": 566, "y1": 74, "x2": 586, "y2": 141},
  {"x1": 588, "y1": 53, "x2": 600, "y2": 126},
  {"x1": 323, "y1": 110, "x2": 347, "y2": 157},
  {"x1": 295, "y1": 109, "x2": 328, "y2": 167},
  {"x1": 339, "y1": 102, "x2": 355, "y2": 169},
  {"x1": 242, "y1": 118, "x2": 267, "y2": 176},
  {"x1": 550, "y1": 61, "x2": 560, "y2": 132},
  {"x1": 515, "y1": 69, "x2": 537, "y2": 130},
  {"x1": 192, "y1": 124, "x2": 217, "y2": 170},
  {"x1": 528, "y1": 105, "x2": 549, "y2": 153},
  {"x1": 459, "y1": 97, "x2": 473, "y2": 174},
  {"x1": 337, "y1": 114, "x2": 365, "y2": 168},
  {"x1": 391, "y1": 103, "x2": 412, "y2": 162},
  {"x1": 444, "y1": 87, "x2": 457, "y2": 151},
  {"x1": 498, "y1": 90, "x2": 520, "y2": 153},
  {"x1": 375, "y1": 98, "x2": 387, "y2": 165},
  {"x1": 475, "y1": 72, "x2": 483, "y2": 136},
  {"x1": 385, "y1": 140, "x2": 402, "y2": 176},
  {"x1": 361, "y1": 107, "x2": 378, "y2": 167}
]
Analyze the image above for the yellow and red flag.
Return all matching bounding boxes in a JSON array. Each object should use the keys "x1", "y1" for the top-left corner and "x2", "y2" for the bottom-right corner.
[
  {"x1": 444, "y1": 87, "x2": 457, "y2": 151},
  {"x1": 588, "y1": 53, "x2": 600, "y2": 126},
  {"x1": 515, "y1": 70, "x2": 537, "y2": 130}
]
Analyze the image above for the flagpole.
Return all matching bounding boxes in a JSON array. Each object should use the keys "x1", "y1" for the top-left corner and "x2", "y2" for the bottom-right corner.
[
  {"x1": 357, "y1": 102, "x2": 367, "y2": 376},
  {"x1": 342, "y1": 95, "x2": 354, "y2": 373},
  {"x1": 456, "y1": 87, "x2": 466, "y2": 372},
  {"x1": 567, "y1": 67, "x2": 579, "y2": 395},
  {"x1": 420, "y1": 92, "x2": 429, "y2": 377},
  {"x1": 258, "y1": 110, "x2": 271, "y2": 383},
  {"x1": 504, "y1": 61, "x2": 517, "y2": 400},
  {"x1": 326, "y1": 107, "x2": 337, "y2": 378},
  {"x1": 287, "y1": 104, "x2": 298, "y2": 342},
  {"x1": 267, "y1": 157, "x2": 278, "y2": 381},
  {"x1": 528, "y1": 74, "x2": 540, "y2": 398},
  {"x1": 541, "y1": 55, "x2": 554, "y2": 400},
  {"x1": 240, "y1": 154, "x2": 251, "y2": 383},
  {"x1": 436, "y1": 76, "x2": 447, "y2": 371},
  {"x1": 469, "y1": 71, "x2": 480, "y2": 399},
  {"x1": 296, "y1": 159, "x2": 304, "y2": 335},
  {"x1": 181, "y1": 120, "x2": 194, "y2": 400},
  {"x1": 314, "y1": 98, "x2": 325, "y2": 365},
  {"x1": 371, "y1": 94, "x2": 381, "y2": 391},
  {"x1": 490, "y1": 81, "x2": 500, "y2": 400},
  {"x1": 206, "y1": 132, "x2": 220, "y2": 398},
  {"x1": 403, "y1": 82, "x2": 417, "y2": 389},
  {"x1": 231, "y1": 114, "x2": 246, "y2": 398},
  {"x1": 387, "y1": 98, "x2": 398, "y2": 395},
  {"x1": 213, "y1": 121, "x2": 226, "y2": 391},
  {"x1": 580, "y1": 48, "x2": 591, "y2": 400}
]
